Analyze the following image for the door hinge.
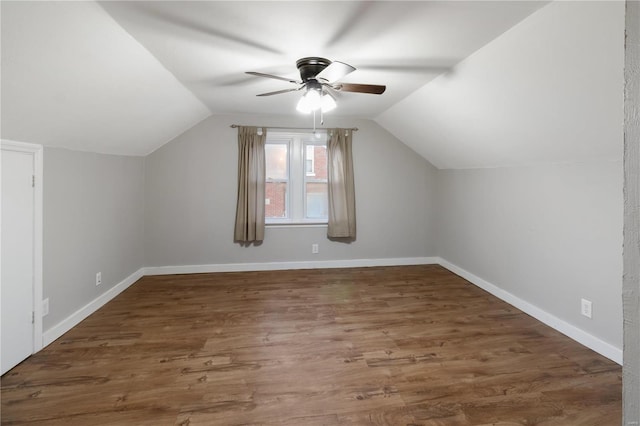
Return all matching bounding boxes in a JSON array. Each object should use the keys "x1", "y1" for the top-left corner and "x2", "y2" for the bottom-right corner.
[
  {"x1": 32, "y1": 311, "x2": 35, "y2": 324},
  {"x1": 32, "y1": 175, "x2": 35, "y2": 188}
]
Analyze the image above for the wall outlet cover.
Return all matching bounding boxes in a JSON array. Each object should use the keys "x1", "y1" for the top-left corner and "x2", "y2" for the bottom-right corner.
[{"x1": 581, "y1": 298, "x2": 592, "y2": 319}]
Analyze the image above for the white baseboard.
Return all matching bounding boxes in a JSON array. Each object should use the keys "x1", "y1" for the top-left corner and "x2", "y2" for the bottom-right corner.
[
  {"x1": 41, "y1": 257, "x2": 623, "y2": 366},
  {"x1": 143, "y1": 256, "x2": 439, "y2": 275},
  {"x1": 42, "y1": 268, "x2": 144, "y2": 347},
  {"x1": 437, "y1": 257, "x2": 623, "y2": 365}
]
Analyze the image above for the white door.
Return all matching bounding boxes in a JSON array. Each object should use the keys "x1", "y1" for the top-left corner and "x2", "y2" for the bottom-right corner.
[{"x1": 1, "y1": 149, "x2": 35, "y2": 374}]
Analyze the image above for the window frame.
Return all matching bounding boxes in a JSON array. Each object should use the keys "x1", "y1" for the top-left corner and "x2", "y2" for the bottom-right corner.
[{"x1": 265, "y1": 130, "x2": 328, "y2": 226}]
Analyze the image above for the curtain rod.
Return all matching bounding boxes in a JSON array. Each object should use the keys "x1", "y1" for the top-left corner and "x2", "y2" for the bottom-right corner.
[{"x1": 230, "y1": 124, "x2": 358, "y2": 131}]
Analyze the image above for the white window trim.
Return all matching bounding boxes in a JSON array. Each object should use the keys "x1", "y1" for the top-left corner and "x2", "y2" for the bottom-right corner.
[
  {"x1": 265, "y1": 138, "x2": 291, "y2": 221},
  {"x1": 265, "y1": 130, "x2": 328, "y2": 225},
  {"x1": 266, "y1": 223, "x2": 328, "y2": 229}
]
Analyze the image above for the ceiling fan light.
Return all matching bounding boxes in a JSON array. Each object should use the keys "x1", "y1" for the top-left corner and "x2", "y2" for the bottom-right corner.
[
  {"x1": 296, "y1": 88, "x2": 322, "y2": 114},
  {"x1": 306, "y1": 89, "x2": 322, "y2": 110},
  {"x1": 296, "y1": 95, "x2": 312, "y2": 114},
  {"x1": 321, "y1": 93, "x2": 336, "y2": 113}
]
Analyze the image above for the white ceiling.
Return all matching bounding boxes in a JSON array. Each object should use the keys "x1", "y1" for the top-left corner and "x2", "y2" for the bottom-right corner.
[
  {"x1": 1, "y1": 1, "x2": 546, "y2": 156},
  {"x1": 99, "y1": 1, "x2": 545, "y2": 117},
  {"x1": 377, "y1": 1, "x2": 625, "y2": 169},
  {"x1": 1, "y1": 1, "x2": 210, "y2": 156}
]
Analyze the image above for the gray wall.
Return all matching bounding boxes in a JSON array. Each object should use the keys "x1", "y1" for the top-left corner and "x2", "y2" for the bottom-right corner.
[
  {"x1": 436, "y1": 162, "x2": 623, "y2": 348},
  {"x1": 43, "y1": 147, "x2": 145, "y2": 329},
  {"x1": 623, "y1": 0, "x2": 640, "y2": 420},
  {"x1": 144, "y1": 114, "x2": 437, "y2": 267}
]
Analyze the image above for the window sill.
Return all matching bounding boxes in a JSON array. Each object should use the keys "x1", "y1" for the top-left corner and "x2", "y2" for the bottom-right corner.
[{"x1": 266, "y1": 222, "x2": 328, "y2": 229}]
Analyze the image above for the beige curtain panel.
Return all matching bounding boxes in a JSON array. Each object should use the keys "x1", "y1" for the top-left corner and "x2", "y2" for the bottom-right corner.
[
  {"x1": 234, "y1": 126, "x2": 267, "y2": 243},
  {"x1": 327, "y1": 128, "x2": 356, "y2": 239}
]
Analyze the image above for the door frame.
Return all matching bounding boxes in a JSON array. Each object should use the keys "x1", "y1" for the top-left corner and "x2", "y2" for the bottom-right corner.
[{"x1": 2, "y1": 139, "x2": 43, "y2": 353}]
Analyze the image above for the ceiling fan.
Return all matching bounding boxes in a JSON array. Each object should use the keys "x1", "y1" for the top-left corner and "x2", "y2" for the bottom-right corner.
[{"x1": 246, "y1": 57, "x2": 386, "y2": 113}]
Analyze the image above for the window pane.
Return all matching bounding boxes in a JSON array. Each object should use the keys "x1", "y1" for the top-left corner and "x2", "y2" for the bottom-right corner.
[
  {"x1": 265, "y1": 143, "x2": 288, "y2": 180},
  {"x1": 266, "y1": 182, "x2": 287, "y2": 218},
  {"x1": 305, "y1": 182, "x2": 328, "y2": 219},
  {"x1": 305, "y1": 145, "x2": 327, "y2": 178},
  {"x1": 305, "y1": 143, "x2": 328, "y2": 220},
  {"x1": 305, "y1": 145, "x2": 315, "y2": 175}
]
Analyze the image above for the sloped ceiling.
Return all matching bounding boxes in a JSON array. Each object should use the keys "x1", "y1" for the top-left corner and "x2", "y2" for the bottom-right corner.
[
  {"x1": 376, "y1": 1, "x2": 625, "y2": 169},
  {"x1": 1, "y1": 1, "x2": 210, "y2": 156},
  {"x1": 98, "y1": 1, "x2": 544, "y2": 119},
  {"x1": 1, "y1": 1, "x2": 546, "y2": 157}
]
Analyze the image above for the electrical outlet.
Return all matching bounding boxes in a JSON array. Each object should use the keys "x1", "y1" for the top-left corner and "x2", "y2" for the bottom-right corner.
[
  {"x1": 581, "y1": 298, "x2": 592, "y2": 318},
  {"x1": 312, "y1": 243, "x2": 319, "y2": 254},
  {"x1": 96, "y1": 272, "x2": 102, "y2": 286},
  {"x1": 42, "y1": 298, "x2": 49, "y2": 316}
]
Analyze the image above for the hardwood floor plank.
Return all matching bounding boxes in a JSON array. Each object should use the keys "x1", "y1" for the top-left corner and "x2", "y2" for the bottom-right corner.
[{"x1": 1, "y1": 265, "x2": 621, "y2": 425}]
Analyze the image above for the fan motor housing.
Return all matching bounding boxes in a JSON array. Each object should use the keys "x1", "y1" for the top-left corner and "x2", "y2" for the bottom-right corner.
[{"x1": 296, "y1": 57, "x2": 331, "y2": 82}]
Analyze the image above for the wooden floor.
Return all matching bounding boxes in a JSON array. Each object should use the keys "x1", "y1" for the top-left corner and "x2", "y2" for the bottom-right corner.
[{"x1": 1, "y1": 265, "x2": 621, "y2": 425}]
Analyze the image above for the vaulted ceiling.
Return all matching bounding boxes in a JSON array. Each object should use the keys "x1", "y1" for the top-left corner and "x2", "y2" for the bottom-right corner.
[
  {"x1": 1, "y1": 1, "x2": 547, "y2": 157},
  {"x1": 377, "y1": 1, "x2": 625, "y2": 169}
]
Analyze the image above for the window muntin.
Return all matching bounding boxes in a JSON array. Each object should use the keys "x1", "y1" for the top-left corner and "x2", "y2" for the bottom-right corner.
[{"x1": 265, "y1": 131, "x2": 328, "y2": 224}]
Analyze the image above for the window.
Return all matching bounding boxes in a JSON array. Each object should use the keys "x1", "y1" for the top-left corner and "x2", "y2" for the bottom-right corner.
[{"x1": 265, "y1": 130, "x2": 328, "y2": 224}]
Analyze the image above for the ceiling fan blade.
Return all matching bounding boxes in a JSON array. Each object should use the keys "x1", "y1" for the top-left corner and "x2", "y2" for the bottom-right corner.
[
  {"x1": 315, "y1": 61, "x2": 356, "y2": 83},
  {"x1": 246, "y1": 72, "x2": 301, "y2": 84},
  {"x1": 256, "y1": 87, "x2": 302, "y2": 97},
  {"x1": 334, "y1": 83, "x2": 386, "y2": 95}
]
